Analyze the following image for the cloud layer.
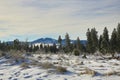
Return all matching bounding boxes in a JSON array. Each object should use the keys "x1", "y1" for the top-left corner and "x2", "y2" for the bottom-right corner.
[{"x1": 0, "y1": 0, "x2": 120, "y2": 41}]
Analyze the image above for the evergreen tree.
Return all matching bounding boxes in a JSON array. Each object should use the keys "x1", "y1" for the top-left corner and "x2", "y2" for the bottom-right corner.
[
  {"x1": 53, "y1": 43, "x2": 57, "y2": 53},
  {"x1": 91, "y1": 28, "x2": 98, "y2": 52},
  {"x1": 101, "y1": 27, "x2": 110, "y2": 54},
  {"x1": 44, "y1": 45, "x2": 49, "y2": 53},
  {"x1": 13, "y1": 39, "x2": 20, "y2": 50},
  {"x1": 76, "y1": 37, "x2": 81, "y2": 50},
  {"x1": 65, "y1": 33, "x2": 71, "y2": 53},
  {"x1": 75, "y1": 37, "x2": 85, "y2": 54},
  {"x1": 110, "y1": 28, "x2": 117, "y2": 57},
  {"x1": 86, "y1": 28, "x2": 94, "y2": 53},
  {"x1": 98, "y1": 35, "x2": 103, "y2": 52},
  {"x1": 58, "y1": 35, "x2": 62, "y2": 50},
  {"x1": 116, "y1": 23, "x2": 120, "y2": 52},
  {"x1": 40, "y1": 44, "x2": 43, "y2": 49}
]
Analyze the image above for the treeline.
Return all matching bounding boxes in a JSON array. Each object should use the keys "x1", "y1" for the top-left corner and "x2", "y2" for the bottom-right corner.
[
  {"x1": 86, "y1": 23, "x2": 120, "y2": 57},
  {"x1": 57, "y1": 23, "x2": 120, "y2": 57},
  {"x1": 0, "y1": 39, "x2": 58, "y2": 53},
  {"x1": 0, "y1": 23, "x2": 120, "y2": 57}
]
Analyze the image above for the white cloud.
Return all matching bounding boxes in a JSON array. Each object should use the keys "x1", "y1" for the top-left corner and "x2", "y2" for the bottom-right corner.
[{"x1": 0, "y1": 0, "x2": 120, "y2": 41}]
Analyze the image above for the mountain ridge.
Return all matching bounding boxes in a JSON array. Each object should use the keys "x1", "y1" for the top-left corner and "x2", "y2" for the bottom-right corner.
[{"x1": 31, "y1": 37, "x2": 87, "y2": 45}]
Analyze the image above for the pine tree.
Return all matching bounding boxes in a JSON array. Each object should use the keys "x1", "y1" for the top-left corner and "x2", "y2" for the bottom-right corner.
[
  {"x1": 91, "y1": 28, "x2": 98, "y2": 52},
  {"x1": 116, "y1": 23, "x2": 120, "y2": 52},
  {"x1": 98, "y1": 35, "x2": 103, "y2": 52},
  {"x1": 13, "y1": 39, "x2": 20, "y2": 50},
  {"x1": 101, "y1": 27, "x2": 110, "y2": 54},
  {"x1": 65, "y1": 33, "x2": 71, "y2": 53},
  {"x1": 76, "y1": 37, "x2": 81, "y2": 50},
  {"x1": 58, "y1": 35, "x2": 62, "y2": 50},
  {"x1": 86, "y1": 28, "x2": 94, "y2": 53},
  {"x1": 40, "y1": 44, "x2": 43, "y2": 49},
  {"x1": 76, "y1": 37, "x2": 85, "y2": 54},
  {"x1": 110, "y1": 28, "x2": 117, "y2": 57},
  {"x1": 53, "y1": 43, "x2": 57, "y2": 53}
]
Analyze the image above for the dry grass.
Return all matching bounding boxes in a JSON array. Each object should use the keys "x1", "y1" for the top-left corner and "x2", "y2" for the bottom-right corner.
[
  {"x1": 56, "y1": 66, "x2": 67, "y2": 74},
  {"x1": 0, "y1": 51, "x2": 3, "y2": 57},
  {"x1": 0, "y1": 51, "x2": 6, "y2": 57},
  {"x1": 37, "y1": 56, "x2": 42, "y2": 60},
  {"x1": 41, "y1": 62, "x2": 54, "y2": 69},
  {"x1": 9, "y1": 50, "x2": 26, "y2": 62},
  {"x1": 103, "y1": 71, "x2": 116, "y2": 76},
  {"x1": 80, "y1": 68, "x2": 97, "y2": 76},
  {"x1": 113, "y1": 63, "x2": 119, "y2": 66},
  {"x1": 20, "y1": 62, "x2": 29, "y2": 69},
  {"x1": 99, "y1": 65, "x2": 104, "y2": 67}
]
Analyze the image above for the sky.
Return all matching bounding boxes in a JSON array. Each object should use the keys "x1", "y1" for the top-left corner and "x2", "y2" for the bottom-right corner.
[{"x1": 0, "y1": 0, "x2": 120, "y2": 41}]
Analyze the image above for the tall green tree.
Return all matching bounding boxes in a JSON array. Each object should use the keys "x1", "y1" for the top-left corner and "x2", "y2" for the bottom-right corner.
[
  {"x1": 91, "y1": 28, "x2": 98, "y2": 52},
  {"x1": 86, "y1": 28, "x2": 94, "y2": 53},
  {"x1": 110, "y1": 28, "x2": 117, "y2": 57},
  {"x1": 76, "y1": 37, "x2": 85, "y2": 53},
  {"x1": 13, "y1": 39, "x2": 21, "y2": 50},
  {"x1": 116, "y1": 23, "x2": 120, "y2": 52},
  {"x1": 65, "y1": 33, "x2": 71, "y2": 53},
  {"x1": 98, "y1": 35, "x2": 103, "y2": 52},
  {"x1": 76, "y1": 37, "x2": 81, "y2": 50},
  {"x1": 101, "y1": 27, "x2": 110, "y2": 54},
  {"x1": 58, "y1": 35, "x2": 62, "y2": 50}
]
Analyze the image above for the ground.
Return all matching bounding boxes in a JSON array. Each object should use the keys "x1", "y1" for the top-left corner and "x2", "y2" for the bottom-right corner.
[{"x1": 0, "y1": 53, "x2": 120, "y2": 80}]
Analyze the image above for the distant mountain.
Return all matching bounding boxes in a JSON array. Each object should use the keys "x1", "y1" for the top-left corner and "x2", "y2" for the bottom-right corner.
[
  {"x1": 31, "y1": 38, "x2": 87, "y2": 45},
  {"x1": 31, "y1": 38, "x2": 57, "y2": 44}
]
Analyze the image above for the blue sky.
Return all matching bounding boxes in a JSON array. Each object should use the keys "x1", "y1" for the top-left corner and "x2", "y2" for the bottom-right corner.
[{"x1": 0, "y1": 0, "x2": 120, "y2": 41}]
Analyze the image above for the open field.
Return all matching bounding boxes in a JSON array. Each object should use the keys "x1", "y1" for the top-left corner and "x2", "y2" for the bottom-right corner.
[{"x1": 0, "y1": 53, "x2": 120, "y2": 80}]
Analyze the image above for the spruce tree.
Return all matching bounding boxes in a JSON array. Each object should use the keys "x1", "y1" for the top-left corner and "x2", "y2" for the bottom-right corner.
[
  {"x1": 76, "y1": 37, "x2": 81, "y2": 50},
  {"x1": 91, "y1": 28, "x2": 98, "y2": 52},
  {"x1": 65, "y1": 33, "x2": 71, "y2": 53},
  {"x1": 98, "y1": 35, "x2": 103, "y2": 52},
  {"x1": 101, "y1": 27, "x2": 110, "y2": 54},
  {"x1": 13, "y1": 39, "x2": 20, "y2": 50},
  {"x1": 58, "y1": 35, "x2": 62, "y2": 50},
  {"x1": 86, "y1": 28, "x2": 93, "y2": 53},
  {"x1": 110, "y1": 28, "x2": 117, "y2": 57},
  {"x1": 53, "y1": 43, "x2": 57, "y2": 53},
  {"x1": 116, "y1": 23, "x2": 120, "y2": 52},
  {"x1": 76, "y1": 37, "x2": 86, "y2": 54}
]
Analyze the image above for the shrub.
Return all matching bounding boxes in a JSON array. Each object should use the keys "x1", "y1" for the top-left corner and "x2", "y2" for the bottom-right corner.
[
  {"x1": 0, "y1": 51, "x2": 6, "y2": 57},
  {"x1": 41, "y1": 62, "x2": 54, "y2": 69},
  {"x1": 103, "y1": 71, "x2": 116, "y2": 76},
  {"x1": 82, "y1": 68, "x2": 97, "y2": 76},
  {"x1": 20, "y1": 62, "x2": 29, "y2": 69},
  {"x1": 82, "y1": 54, "x2": 87, "y2": 58},
  {"x1": 56, "y1": 66, "x2": 67, "y2": 74},
  {"x1": 37, "y1": 56, "x2": 42, "y2": 60},
  {"x1": 0, "y1": 51, "x2": 3, "y2": 57},
  {"x1": 73, "y1": 49, "x2": 80, "y2": 56},
  {"x1": 9, "y1": 50, "x2": 25, "y2": 63}
]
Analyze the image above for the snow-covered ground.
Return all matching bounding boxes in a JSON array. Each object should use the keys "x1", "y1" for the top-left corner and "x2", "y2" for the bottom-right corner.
[{"x1": 0, "y1": 54, "x2": 120, "y2": 80}]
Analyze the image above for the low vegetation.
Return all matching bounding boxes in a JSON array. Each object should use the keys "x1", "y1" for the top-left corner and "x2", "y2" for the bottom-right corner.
[
  {"x1": 56, "y1": 66, "x2": 67, "y2": 74},
  {"x1": 41, "y1": 62, "x2": 54, "y2": 69},
  {"x1": 80, "y1": 68, "x2": 97, "y2": 76},
  {"x1": 20, "y1": 62, "x2": 29, "y2": 69},
  {"x1": 73, "y1": 49, "x2": 80, "y2": 56}
]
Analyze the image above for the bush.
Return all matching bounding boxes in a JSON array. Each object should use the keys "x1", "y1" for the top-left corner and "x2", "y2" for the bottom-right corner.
[
  {"x1": 41, "y1": 62, "x2": 54, "y2": 69},
  {"x1": 0, "y1": 51, "x2": 6, "y2": 57},
  {"x1": 84, "y1": 68, "x2": 96, "y2": 76},
  {"x1": 20, "y1": 62, "x2": 29, "y2": 69},
  {"x1": 73, "y1": 49, "x2": 80, "y2": 56},
  {"x1": 103, "y1": 71, "x2": 116, "y2": 76},
  {"x1": 56, "y1": 66, "x2": 67, "y2": 74},
  {"x1": 9, "y1": 50, "x2": 25, "y2": 63}
]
